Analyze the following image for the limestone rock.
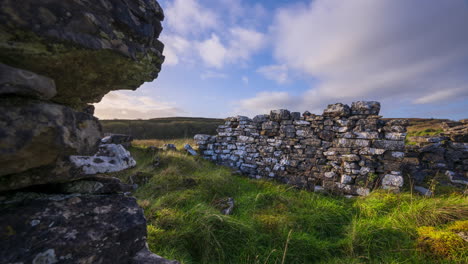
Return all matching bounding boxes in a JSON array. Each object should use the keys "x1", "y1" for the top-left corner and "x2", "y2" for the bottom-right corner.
[
  {"x1": 0, "y1": 0, "x2": 165, "y2": 107},
  {"x1": 351, "y1": 101, "x2": 381, "y2": 115},
  {"x1": 270, "y1": 109, "x2": 291, "y2": 121},
  {"x1": 70, "y1": 144, "x2": 136, "y2": 175},
  {"x1": 323, "y1": 103, "x2": 351, "y2": 117},
  {"x1": 0, "y1": 63, "x2": 56, "y2": 99},
  {"x1": 184, "y1": 144, "x2": 198, "y2": 156},
  {"x1": 0, "y1": 98, "x2": 102, "y2": 178},
  {"x1": 382, "y1": 174, "x2": 404, "y2": 190},
  {"x1": 0, "y1": 193, "x2": 175, "y2": 263}
]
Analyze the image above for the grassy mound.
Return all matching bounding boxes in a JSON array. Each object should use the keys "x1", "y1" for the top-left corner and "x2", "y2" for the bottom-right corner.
[{"x1": 107, "y1": 141, "x2": 467, "y2": 264}]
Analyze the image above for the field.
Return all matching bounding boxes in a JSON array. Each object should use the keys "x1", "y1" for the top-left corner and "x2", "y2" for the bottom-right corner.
[
  {"x1": 100, "y1": 117, "x2": 224, "y2": 139},
  {"x1": 106, "y1": 140, "x2": 468, "y2": 264}
]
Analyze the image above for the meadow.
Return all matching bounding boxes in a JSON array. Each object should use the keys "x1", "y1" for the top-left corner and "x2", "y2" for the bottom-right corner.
[{"x1": 106, "y1": 140, "x2": 468, "y2": 264}]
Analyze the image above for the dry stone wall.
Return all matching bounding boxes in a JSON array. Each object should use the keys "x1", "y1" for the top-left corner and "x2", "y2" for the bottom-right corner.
[
  {"x1": 403, "y1": 120, "x2": 468, "y2": 187},
  {"x1": 195, "y1": 101, "x2": 408, "y2": 196}
]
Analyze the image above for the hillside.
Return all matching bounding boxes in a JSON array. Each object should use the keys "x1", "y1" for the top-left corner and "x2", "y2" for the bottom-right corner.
[{"x1": 101, "y1": 117, "x2": 225, "y2": 139}]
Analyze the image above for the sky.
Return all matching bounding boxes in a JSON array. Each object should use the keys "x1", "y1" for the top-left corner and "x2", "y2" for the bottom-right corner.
[{"x1": 94, "y1": 0, "x2": 468, "y2": 120}]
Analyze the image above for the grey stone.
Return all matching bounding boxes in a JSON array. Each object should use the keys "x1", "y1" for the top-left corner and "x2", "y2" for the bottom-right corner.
[
  {"x1": 323, "y1": 103, "x2": 351, "y2": 117},
  {"x1": 184, "y1": 144, "x2": 198, "y2": 156},
  {"x1": 351, "y1": 101, "x2": 381, "y2": 115},
  {"x1": 270, "y1": 109, "x2": 291, "y2": 121},
  {"x1": 0, "y1": 99, "x2": 102, "y2": 179},
  {"x1": 0, "y1": 63, "x2": 56, "y2": 100},
  {"x1": 0, "y1": 193, "x2": 166, "y2": 263},
  {"x1": 70, "y1": 144, "x2": 136, "y2": 175}
]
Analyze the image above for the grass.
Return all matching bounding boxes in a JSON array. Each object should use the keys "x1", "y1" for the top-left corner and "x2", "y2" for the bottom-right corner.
[{"x1": 106, "y1": 140, "x2": 467, "y2": 264}]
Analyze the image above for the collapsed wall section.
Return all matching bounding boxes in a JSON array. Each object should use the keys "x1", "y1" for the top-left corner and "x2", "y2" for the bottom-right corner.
[{"x1": 195, "y1": 101, "x2": 408, "y2": 196}]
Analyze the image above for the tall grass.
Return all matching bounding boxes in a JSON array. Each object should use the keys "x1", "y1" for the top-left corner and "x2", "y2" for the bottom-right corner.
[{"x1": 107, "y1": 142, "x2": 467, "y2": 264}]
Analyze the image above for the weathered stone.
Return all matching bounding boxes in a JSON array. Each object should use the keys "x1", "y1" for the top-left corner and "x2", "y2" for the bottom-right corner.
[
  {"x1": 382, "y1": 174, "x2": 404, "y2": 190},
  {"x1": 351, "y1": 101, "x2": 380, "y2": 115},
  {"x1": 0, "y1": 193, "x2": 162, "y2": 263},
  {"x1": 0, "y1": 63, "x2": 56, "y2": 99},
  {"x1": 184, "y1": 144, "x2": 198, "y2": 156},
  {"x1": 70, "y1": 144, "x2": 136, "y2": 175},
  {"x1": 270, "y1": 109, "x2": 291, "y2": 121},
  {"x1": 0, "y1": 0, "x2": 165, "y2": 107},
  {"x1": 323, "y1": 103, "x2": 351, "y2": 117},
  {"x1": 0, "y1": 98, "x2": 102, "y2": 178},
  {"x1": 373, "y1": 140, "x2": 405, "y2": 151}
]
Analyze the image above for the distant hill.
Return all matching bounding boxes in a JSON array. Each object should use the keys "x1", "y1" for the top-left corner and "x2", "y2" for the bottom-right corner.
[
  {"x1": 385, "y1": 118, "x2": 452, "y2": 137},
  {"x1": 100, "y1": 117, "x2": 224, "y2": 139}
]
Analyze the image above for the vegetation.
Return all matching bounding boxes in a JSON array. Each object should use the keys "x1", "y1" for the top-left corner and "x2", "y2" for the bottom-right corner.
[
  {"x1": 101, "y1": 117, "x2": 224, "y2": 139},
  {"x1": 106, "y1": 140, "x2": 468, "y2": 264}
]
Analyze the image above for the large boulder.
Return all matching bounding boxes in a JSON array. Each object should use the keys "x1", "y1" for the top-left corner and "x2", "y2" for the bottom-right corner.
[
  {"x1": 0, "y1": 0, "x2": 165, "y2": 108},
  {"x1": 0, "y1": 98, "x2": 102, "y2": 178},
  {"x1": 0, "y1": 192, "x2": 177, "y2": 264}
]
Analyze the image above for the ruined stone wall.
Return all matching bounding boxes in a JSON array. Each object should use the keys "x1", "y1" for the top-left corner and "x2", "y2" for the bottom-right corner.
[
  {"x1": 403, "y1": 120, "x2": 468, "y2": 187},
  {"x1": 195, "y1": 102, "x2": 408, "y2": 196}
]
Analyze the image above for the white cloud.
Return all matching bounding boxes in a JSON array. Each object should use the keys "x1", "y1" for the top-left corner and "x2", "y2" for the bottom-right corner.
[
  {"x1": 197, "y1": 28, "x2": 266, "y2": 68},
  {"x1": 200, "y1": 71, "x2": 228, "y2": 80},
  {"x1": 257, "y1": 64, "x2": 289, "y2": 84},
  {"x1": 160, "y1": 34, "x2": 191, "y2": 66},
  {"x1": 197, "y1": 34, "x2": 227, "y2": 68},
  {"x1": 267, "y1": 0, "x2": 468, "y2": 109},
  {"x1": 226, "y1": 27, "x2": 266, "y2": 62},
  {"x1": 94, "y1": 91, "x2": 185, "y2": 119},
  {"x1": 165, "y1": 0, "x2": 218, "y2": 36}
]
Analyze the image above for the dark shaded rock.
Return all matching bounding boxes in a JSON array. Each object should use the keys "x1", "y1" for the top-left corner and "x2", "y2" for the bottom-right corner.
[
  {"x1": 162, "y1": 144, "x2": 177, "y2": 151},
  {"x1": 0, "y1": 194, "x2": 147, "y2": 263},
  {"x1": 0, "y1": 63, "x2": 56, "y2": 99},
  {"x1": 0, "y1": 98, "x2": 102, "y2": 179},
  {"x1": 270, "y1": 109, "x2": 291, "y2": 121},
  {"x1": 58, "y1": 176, "x2": 134, "y2": 194},
  {"x1": 0, "y1": 0, "x2": 165, "y2": 107},
  {"x1": 132, "y1": 247, "x2": 180, "y2": 264},
  {"x1": 323, "y1": 103, "x2": 351, "y2": 117}
]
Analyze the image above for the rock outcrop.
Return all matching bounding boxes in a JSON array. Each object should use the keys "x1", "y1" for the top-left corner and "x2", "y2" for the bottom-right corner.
[
  {"x1": 195, "y1": 101, "x2": 408, "y2": 196},
  {"x1": 0, "y1": 0, "x2": 177, "y2": 263}
]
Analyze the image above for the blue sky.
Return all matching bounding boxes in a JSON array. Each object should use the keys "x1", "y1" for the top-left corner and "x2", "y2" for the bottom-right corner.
[{"x1": 94, "y1": 0, "x2": 468, "y2": 120}]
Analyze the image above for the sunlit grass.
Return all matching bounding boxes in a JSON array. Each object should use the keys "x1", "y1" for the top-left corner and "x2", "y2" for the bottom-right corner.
[{"x1": 106, "y1": 142, "x2": 467, "y2": 264}]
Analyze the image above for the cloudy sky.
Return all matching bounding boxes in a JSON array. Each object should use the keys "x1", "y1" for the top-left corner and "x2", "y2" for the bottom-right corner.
[{"x1": 94, "y1": 0, "x2": 468, "y2": 120}]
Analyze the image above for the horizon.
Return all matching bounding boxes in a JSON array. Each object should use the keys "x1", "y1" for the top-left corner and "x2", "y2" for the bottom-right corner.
[{"x1": 94, "y1": 0, "x2": 468, "y2": 120}]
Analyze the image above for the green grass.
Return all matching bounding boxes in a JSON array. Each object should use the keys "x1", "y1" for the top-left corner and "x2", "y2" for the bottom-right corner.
[{"x1": 106, "y1": 141, "x2": 467, "y2": 264}]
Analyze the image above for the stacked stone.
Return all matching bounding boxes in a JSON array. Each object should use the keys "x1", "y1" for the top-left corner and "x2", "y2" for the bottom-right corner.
[
  {"x1": 403, "y1": 121, "x2": 468, "y2": 186},
  {"x1": 195, "y1": 101, "x2": 408, "y2": 196}
]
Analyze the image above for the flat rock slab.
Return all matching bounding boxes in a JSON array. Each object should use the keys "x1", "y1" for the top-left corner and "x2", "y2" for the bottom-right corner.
[{"x1": 0, "y1": 193, "x2": 147, "y2": 263}]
